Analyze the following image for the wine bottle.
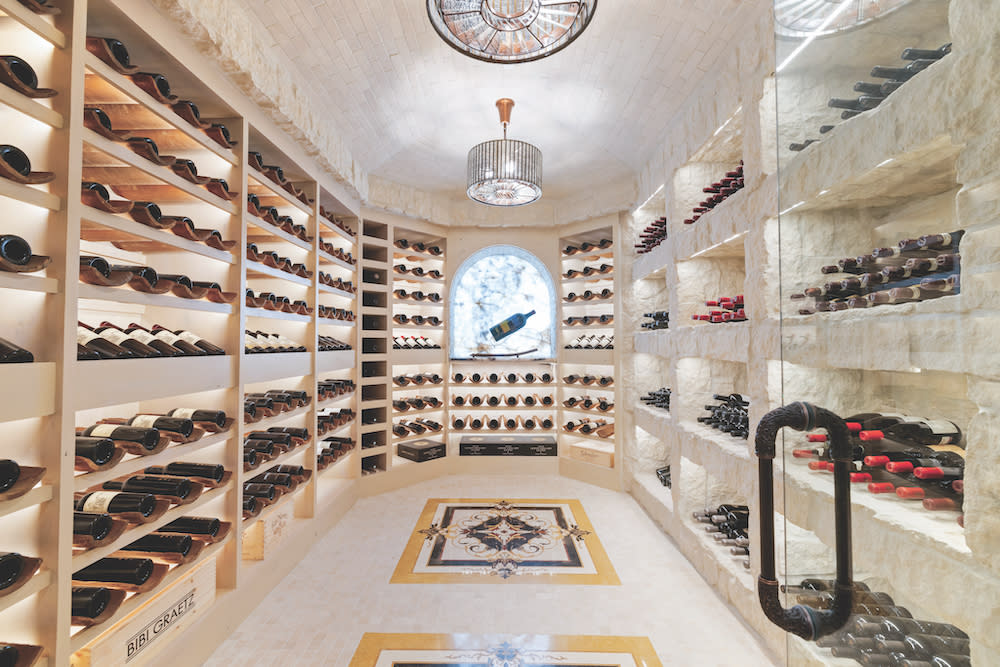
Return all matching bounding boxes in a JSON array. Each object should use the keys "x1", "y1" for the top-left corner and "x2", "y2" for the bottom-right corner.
[
  {"x1": 881, "y1": 418, "x2": 962, "y2": 447},
  {"x1": 0, "y1": 553, "x2": 24, "y2": 590},
  {"x1": 243, "y1": 483, "x2": 276, "y2": 501},
  {"x1": 102, "y1": 476, "x2": 193, "y2": 501},
  {"x1": 166, "y1": 408, "x2": 227, "y2": 429},
  {"x1": 875, "y1": 634, "x2": 970, "y2": 659},
  {"x1": 489, "y1": 310, "x2": 536, "y2": 341},
  {"x1": 243, "y1": 496, "x2": 262, "y2": 518},
  {"x1": 251, "y1": 473, "x2": 296, "y2": 490},
  {"x1": 72, "y1": 587, "x2": 111, "y2": 619},
  {"x1": 78, "y1": 325, "x2": 133, "y2": 359},
  {"x1": 170, "y1": 329, "x2": 226, "y2": 355},
  {"x1": 0, "y1": 234, "x2": 31, "y2": 265},
  {"x1": 107, "y1": 323, "x2": 184, "y2": 356},
  {"x1": 127, "y1": 415, "x2": 194, "y2": 439},
  {"x1": 75, "y1": 436, "x2": 116, "y2": 468},
  {"x1": 121, "y1": 533, "x2": 192, "y2": 557},
  {"x1": 74, "y1": 512, "x2": 113, "y2": 543},
  {"x1": 74, "y1": 557, "x2": 154, "y2": 586},
  {"x1": 92, "y1": 325, "x2": 162, "y2": 358},
  {"x1": 159, "y1": 516, "x2": 221, "y2": 538},
  {"x1": 75, "y1": 491, "x2": 156, "y2": 521},
  {"x1": 130, "y1": 324, "x2": 205, "y2": 356},
  {"x1": 452, "y1": 417, "x2": 466, "y2": 429},
  {"x1": 81, "y1": 424, "x2": 160, "y2": 454},
  {"x1": 0, "y1": 337, "x2": 32, "y2": 363}
]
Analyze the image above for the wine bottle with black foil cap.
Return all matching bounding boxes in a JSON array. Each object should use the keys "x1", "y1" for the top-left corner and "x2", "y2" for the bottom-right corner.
[
  {"x1": 74, "y1": 512, "x2": 114, "y2": 543},
  {"x1": 74, "y1": 557, "x2": 154, "y2": 586},
  {"x1": 72, "y1": 586, "x2": 111, "y2": 619},
  {"x1": 0, "y1": 337, "x2": 33, "y2": 363},
  {"x1": 160, "y1": 516, "x2": 221, "y2": 537},
  {"x1": 121, "y1": 533, "x2": 192, "y2": 557},
  {"x1": 80, "y1": 424, "x2": 160, "y2": 454},
  {"x1": 75, "y1": 436, "x2": 116, "y2": 468},
  {"x1": 127, "y1": 415, "x2": 194, "y2": 439},
  {"x1": 166, "y1": 408, "x2": 227, "y2": 429},
  {"x1": 102, "y1": 476, "x2": 193, "y2": 501}
]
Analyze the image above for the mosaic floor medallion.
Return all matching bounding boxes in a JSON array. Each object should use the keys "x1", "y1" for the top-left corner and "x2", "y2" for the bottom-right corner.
[
  {"x1": 391, "y1": 498, "x2": 618, "y2": 584},
  {"x1": 349, "y1": 633, "x2": 662, "y2": 667}
]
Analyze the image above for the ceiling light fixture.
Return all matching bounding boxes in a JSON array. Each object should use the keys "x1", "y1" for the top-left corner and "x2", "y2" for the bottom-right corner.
[
  {"x1": 467, "y1": 98, "x2": 542, "y2": 207},
  {"x1": 427, "y1": 0, "x2": 597, "y2": 64}
]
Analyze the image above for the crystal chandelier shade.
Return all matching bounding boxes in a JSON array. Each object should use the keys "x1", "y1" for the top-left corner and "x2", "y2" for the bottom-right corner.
[
  {"x1": 467, "y1": 98, "x2": 542, "y2": 207},
  {"x1": 427, "y1": 0, "x2": 597, "y2": 63}
]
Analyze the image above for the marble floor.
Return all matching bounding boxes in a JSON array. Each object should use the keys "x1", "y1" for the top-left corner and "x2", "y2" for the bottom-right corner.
[{"x1": 205, "y1": 474, "x2": 778, "y2": 666}]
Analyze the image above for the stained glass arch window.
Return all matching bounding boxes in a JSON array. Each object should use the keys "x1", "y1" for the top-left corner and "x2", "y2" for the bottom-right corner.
[{"x1": 449, "y1": 245, "x2": 556, "y2": 360}]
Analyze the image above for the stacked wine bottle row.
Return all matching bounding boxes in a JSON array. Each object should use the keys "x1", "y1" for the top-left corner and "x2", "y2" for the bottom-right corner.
[
  {"x1": 79, "y1": 255, "x2": 236, "y2": 305},
  {"x1": 699, "y1": 394, "x2": 750, "y2": 439},
  {"x1": 243, "y1": 389, "x2": 309, "y2": 424},
  {"x1": 245, "y1": 332, "x2": 351, "y2": 353},
  {"x1": 790, "y1": 230, "x2": 962, "y2": 314},
  {"x1": 641, "y1": 311, "x2": 669, "y2": 330},
  {"x1": 790, "y1": 43, "x2": 952, "y2": 152},
  {"x1": 76, "y1": 409, "x2": 231, "y2": 472},
  {"x1": 78, "y1": 322, "x2": 224, "y2": 359},
  {"x1": 635, "y1": 216, "x2": 667, "y2": 254},
  {"x1": 452, "y1": 394, "x2": 554, "y2": 408},
  {"x1": 243, "y1": 428, "x2": 310, "y2": 476},
  {"x1": 565, "y1": 334, "x2": 614, "y2": 350},
  {"x1": 391, "y1": 336, "x2": 441, "y2": 349},
  {"x1": 790, "y1": 578, "x2": 971, "y2": 666},
  {"x1": 453, "y1": 372, "x2": 552, "y2": 384},
  {"x1": 640, "y1": 388, "x2": 671, "y2": 413},
  {"x1": 562, "y1": 418, "x2": 614, "y2": 439},
  {"x1": 682, "y1": 162, "x2": 744, "y2": 226},
  {"x1": 691, "y1": 295, "x2": 746, "y2": 324},
  {"x1": 791, "y1": 412, "x2": 964, "y2": 522},
  {"x1": 242, "y1": 465, "x2": 313, "y2": 519},
  {"x1": 452, "y1": 415, "x2": 555, "y2": 431},
  {"x1": 693, "y1": 504, "x2": 750, "y2": 569}
]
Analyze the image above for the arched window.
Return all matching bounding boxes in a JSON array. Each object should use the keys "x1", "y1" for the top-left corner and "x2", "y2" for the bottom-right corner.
[{"x1": 449, "y1": 245, "x2": 556, "y2": 360}]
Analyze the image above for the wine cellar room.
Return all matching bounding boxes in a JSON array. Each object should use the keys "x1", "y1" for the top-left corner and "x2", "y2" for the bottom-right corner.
[{"x1": 0, "y1": 0, "x2": 996, "y2": 665}]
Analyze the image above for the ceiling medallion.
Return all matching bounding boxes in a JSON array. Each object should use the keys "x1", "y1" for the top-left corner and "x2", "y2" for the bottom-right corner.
[
  {"x1": 467, "y1": 98, "x2": 542, "y2": 207},
  {"x1": 427, "y1": 0, "x2": 597, "y2": 64}
]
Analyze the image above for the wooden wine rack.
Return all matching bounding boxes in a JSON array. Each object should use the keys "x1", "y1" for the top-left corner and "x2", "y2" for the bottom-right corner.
[{"x1": 0, "y1": 0, "x2": 361, "y2": 664}]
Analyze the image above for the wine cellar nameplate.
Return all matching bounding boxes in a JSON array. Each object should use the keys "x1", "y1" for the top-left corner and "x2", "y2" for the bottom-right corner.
[{"x1": 72, "y1": 558, "x2": 217, "y2": 667}]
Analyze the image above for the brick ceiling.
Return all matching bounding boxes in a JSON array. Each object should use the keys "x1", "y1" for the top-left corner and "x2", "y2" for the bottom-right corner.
[{"x1": 246, "y1": 0, "x2": 743, "y2": 202}]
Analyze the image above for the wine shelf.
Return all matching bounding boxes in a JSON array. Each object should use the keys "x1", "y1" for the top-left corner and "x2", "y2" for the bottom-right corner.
[
  {"x1": 82, "y1": 130, "x2": 238, "y2": 214},
  {"x1": 0, "y1": 271, "x2": 59, "y2": 294},
  {"x1": 317, "y1": 350, "x2": 354, "y2": 373},
  {"x1": 561, "y1": 349, "x2": 614, "y2": 365},
  {"x1": 391, "y1": 274, "x2": 444, "y2": 285},
  {"x1": 318, "y1": 449, "x2": 356, "y2": 478},
  {"x1": 246, "y1": 260, "x2": 312, "y2": 286},
  {"x1": 247, "y1": 402, "x2": 312, "y2": 431},
  {"x1": 246, "y1": 172, "x2": 313, "y2": 216},
  {"x1": 0, "y1": 81, "x2": 63, "y2": 128},
  {"x1": 78, "y1": 283, "x2": 235, "y2": 314},
  {"x1": 240, "y1": 478, "x2": 307, "y2": 531},
  {"x1": 244, "y1": 307, "x2": 312, "y2": 324},
  {"x1": 560, "y1": 430, "x2": 615, "y2": 446},
  {"x1": 632, "y1": 237, "x2": 673, "y2": 282},
  {"x1": 0, "y1": 362, "x2": 56, "y2": 423},
  {"x1": 318, "y1": 218, "x2": 354, "y2": 242},
  {"x1": 245, "y1": 216, "x2": 313, "y2": 252},
  {"x1": 72, "y1": 481, "x2": 232, "y2": 571},
  {"x1": 242, "y1": 352, "x2": 311, "y2": 384},
  {"x1": 0, "y1": 485, "x2": 52, "y2": 520},
  {"x1": 634, "y1": 403, "x2": 671, "y2": 436},
  {"x1": 69, "y1": 536, "x2": 230, "y2": 653},
  {"x1": 317, "y1": 251, "x2": 354, "y2": 271},
  {"x1": 0, "y1": 175, "x2": 62, "y2": 211},
  {"x1": 317, "y1": 391, "x2": 354, "y2": 408},
  {"x1": 0, "y1": 568, "x2": 51, "y2": 616},
  {"x1": 83, "y1": 54, "x2": 239, "y2": 165},
  {"x1": 72, "y1": 355, "x2": 237, "y2": 410},
  {"x1": 562, "y1": 274, "x2": 615, "y2": 285},
  {"x1": 672, "y1": 188, "x2": 751, "y2": 262},
  {"x1": 317, "y1": 284, "x2": 354, "y2": 299},
  {"x1": 669, "y1": 322, "x2": 750, "y2": 363},
  {"x1": 72, "y1": 429, "x2": 233, "y2": 492},
  {"x1": 81, "y1": 205, "x2": 236, "y2": 263},
  {"x1": 0, "y1": 0, "x2": 66, "y2": 46}
]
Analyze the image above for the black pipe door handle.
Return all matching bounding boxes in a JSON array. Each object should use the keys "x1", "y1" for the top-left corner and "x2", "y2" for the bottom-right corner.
[{"x1": 754, "y1": 402, "x2": 855, "y2": 640}]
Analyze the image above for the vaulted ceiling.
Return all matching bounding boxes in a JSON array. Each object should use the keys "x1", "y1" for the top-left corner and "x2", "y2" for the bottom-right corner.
[{"x1": 245, "y1": 0, "x2": 744, "y2": 204}]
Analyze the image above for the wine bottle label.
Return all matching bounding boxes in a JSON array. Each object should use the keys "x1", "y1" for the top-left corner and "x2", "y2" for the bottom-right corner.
[
  {"x1": 154, "y1": 330, "x2": 182, "y2": 344},
  {"x1": 175, "y1": 331, "x2": 202, "y2": 345},
  {"x1": 77, "y1": 329, "x2": 101, "y2": 345},
  {"x1": 170, "y1": 408, "x2": 197, "y2": 419},
  {"x1": 100, "y1": 329, "x2": 131, "y2": 345},
  {"x1": 129, "y1": 329, "x2": 157, "y2": 344},
  {"x1": 87, "y1": 424, "x2": 120, "y2": 438},
  {"x1": 130, "y1": 415, "x2": 160, "y2": 428},
  {"x1": 81, "y1": 491, "x2": 119, "y2": 513}
]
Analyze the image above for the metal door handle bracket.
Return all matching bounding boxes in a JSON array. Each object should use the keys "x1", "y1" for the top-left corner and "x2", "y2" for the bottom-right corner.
[{"x1": 755, "y1": 402, "x2": 854, "y2": 640}]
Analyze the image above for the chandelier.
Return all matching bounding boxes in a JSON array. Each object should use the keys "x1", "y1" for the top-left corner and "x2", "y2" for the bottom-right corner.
[
  {"x1": 427, "y1": 0, "x2": 597, "y2": 64},
  {"x1": 467, "y1": 98, "x2": 542, "y2": 207}
]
